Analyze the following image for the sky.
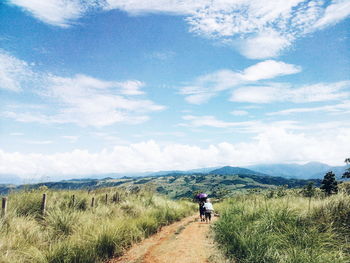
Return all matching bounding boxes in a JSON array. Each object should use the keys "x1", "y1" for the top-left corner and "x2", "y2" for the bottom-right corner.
[{"x1": 0, "y1": 0, "x2": 349, "y2": 180}]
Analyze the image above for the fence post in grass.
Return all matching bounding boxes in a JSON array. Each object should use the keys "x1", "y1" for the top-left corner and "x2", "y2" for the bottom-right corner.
[
  {"x1": 1, "y1": 197, "x2": 7, "y2": 217},
  {"x1": 105, "y1": 194, "x2": 108, "y2": 205},
  {"x1": 41, "y1": 193, "x2": 47, "y2": 216},
  {"x1": 91, "y1": 197, "x2": 95, "y2": 208},
  {"x1": 113, "y1": 192, "x2": 120, "y2": 203},
  {"x1": 308, "y1": 196, "x2": 312, "y2": 214},
  {"x1": 72, "y1": 194, "x2": 75, "y2": 208}
]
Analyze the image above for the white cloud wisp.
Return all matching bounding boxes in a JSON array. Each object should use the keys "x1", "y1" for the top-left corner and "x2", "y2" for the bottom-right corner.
[
  {"x1": 180, "y1": 60, "x2": 302, "y2": 104},
  {"x1": 0, "y1": 51, "x2": 35, "y2": 92},
  {"x1": 8, "y1": 0, "x2": 350, "y2": 58},
  {"x1": 268, "y1": 100, "x2": 350, "y2": 115},
  {"x1": 231, "y1": 81, "x2": 350, "y2": 103},
  {"x1": 1, "y1": 51, "x2": 165, "y2": 127}
]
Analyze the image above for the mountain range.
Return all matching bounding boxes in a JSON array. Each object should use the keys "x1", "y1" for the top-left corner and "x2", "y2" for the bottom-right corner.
[
  {"x1": 247, "y1": 162, "x2": 346, "y2": 179},
  {"x1": 0, "y1": 162, "x2": 346, "y2": 185},
  {"x1": 0, "y1": 165, "x2": 327, "y2": 198}
]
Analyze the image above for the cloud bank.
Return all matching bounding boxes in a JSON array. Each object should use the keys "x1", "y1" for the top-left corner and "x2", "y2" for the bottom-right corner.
[{"x1": 1, "y1": 124, "x2": 349, "y2": 177}]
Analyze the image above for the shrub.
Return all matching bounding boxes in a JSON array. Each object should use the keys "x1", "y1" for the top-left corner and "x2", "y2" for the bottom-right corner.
[
  {"x1": 11, "y1": 192, "x2": 43, "y2": 217},
  {"x1": 46, "y1": 240, "x2": 97, "y2": 263},
  {"x1": 46, "y1": 209, "x2": 79, "y2": 236}
]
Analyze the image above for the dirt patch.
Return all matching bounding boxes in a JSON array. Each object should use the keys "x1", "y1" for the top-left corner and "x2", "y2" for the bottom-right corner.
[{"x1": 109, "y1": 215, "x2": 221, "y2": 263}]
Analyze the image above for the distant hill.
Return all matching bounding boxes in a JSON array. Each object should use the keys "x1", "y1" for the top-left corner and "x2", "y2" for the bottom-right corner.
[
  {"x1": 0, "y1": 175, "x2": 23, "y2": 185},
  {"x1": 246, "y1": 162, "x2": 346, "y2": 179},
  {"x1": 0, "y1": 184, "x2": 16, "y2": 194},
  {"x1": 210, "y1": 166, "x2": 267, "y2": 176},
  {"x1": 0, "y1": 162, "x2": 345, "y2": 186},
  {"x1": 0, "y1": 168, "x2": 321, "y2": 198}
]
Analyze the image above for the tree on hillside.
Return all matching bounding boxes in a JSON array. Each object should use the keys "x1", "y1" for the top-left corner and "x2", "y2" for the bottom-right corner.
[
  {"x1": 302, "y1": 181, "x2": 315, "y2": 197},
  {"x1": 342, "y1": 158, "x2": 350, "y2": 178},
  {"x1": 320, "y1": 171, "x2": 338, "y2": 196}
]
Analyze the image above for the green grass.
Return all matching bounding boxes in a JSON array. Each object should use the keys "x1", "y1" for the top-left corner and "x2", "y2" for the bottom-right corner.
[
  {"x1": 213, "y1": 192, "x2": 350, "y2": 263},
  {"x1": 0, "y1": 187, "x2": 195, "y2": 263}
]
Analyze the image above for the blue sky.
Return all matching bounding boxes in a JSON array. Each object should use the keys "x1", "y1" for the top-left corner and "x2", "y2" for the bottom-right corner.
[{"x1": 0, "y1": 0, "x2": 349, "y2": 180}]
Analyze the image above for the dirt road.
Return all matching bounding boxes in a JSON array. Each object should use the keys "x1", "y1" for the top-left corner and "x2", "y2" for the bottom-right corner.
[{"x1": 109, "y1": 215, "x2": 220, "y2": 263}]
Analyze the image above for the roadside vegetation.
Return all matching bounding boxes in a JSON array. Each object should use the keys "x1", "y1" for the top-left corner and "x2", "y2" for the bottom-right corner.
[
  {"x1": 213, "y1": 182, "x2": 350, "y2": 263},
  {"x1": 0, "y1": 186, "x2": 195, "y2": 263}
]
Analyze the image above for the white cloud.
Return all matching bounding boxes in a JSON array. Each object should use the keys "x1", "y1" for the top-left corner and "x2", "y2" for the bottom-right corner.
[
  {"x1": 147, "y1": 50, "x2": 176, "y2": 60},
  {"x1": 288, "y1": 81, "x2": 350, "y2": 102},
  {"x1": 61, "y1": 136, "x2": 79, "y2": 143},
  {"x1": 1, "y1": 126, "x2": 349, "y2": 177},
  {"x1": 231, "y1": 110, "x2": 249, "y2": 116},
  {"x1": 313, "y1": 0, "x2": 350, "y2": 29},
  {"x1": 7, "y1": 1, "x2": 350, "y2": 58},
  {"x1": 231, "y1": 81, "x2": 350, "y2": 103},
  {"x1": 9, "y1": 0, "x2": 98, "y2": 27},
  {"x1": 186, "y1": 0, "x2": 347, "y2": 58},
  {"x1": 3, "y1": 111, "x2": 60, "y2": 124},
  {"x1": 44, "y1": 74, "x2": 164, "y2": 127},
  {"x1": 10, "y1": 132, "x2": 24, "y2": 136},
  {"x1": 118, "y1": 80, "x2": 145, "y2": 95},
  {"x1": 242, "y1": 60, "x2": 302, "y2": 81},
  {"x1": 238, "y1": 31, "x2": 293, "y2": 59},
  {"x1": 184, "y1": 93, "x2": 216, "y2": 105},
  {"x1": 231, "y1": 84, "x2": 287, "y2": 103},
  {"x1": 1, "y1": 51, "x2": 164, "y2": 127},
  {"x1": 18, "y1": 74, "x2": 164, "y2": 127},
  {"x1": 0, "y1": 51, "x2": 34, "y2": 91},
  {"x1": 180, "y1": 60, "x2": 301, "y2": 104},
  {"x1": 103, "y1": 0, "x2": 200, "y2": 15},
  {"x1": 7, "y1": 103, "x2": 47, "y2": 110},
  {"x1": 181, "y1": 115, "x2": 301, "y2": 134},
  {"x1": 24, "y1": 140, "x2": 53, "y2": 145},
  {"x1": 268, "y1": 100, "x2": 350, "y2": 115},
  {"x1": 90, "y1": 132, "x2": 131, "y2": 145},
  {"x1": 181, "y1": 115, "x2": 256, "y2": 128}
]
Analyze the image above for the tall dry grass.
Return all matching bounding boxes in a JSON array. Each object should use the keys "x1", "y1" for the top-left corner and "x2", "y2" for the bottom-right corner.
[
  {"x1": 0, "y1": 187, "x2": 195, "y2": 263},
  {"x1": 214, "y1": 192, "x2": 350, "y2": 263}
]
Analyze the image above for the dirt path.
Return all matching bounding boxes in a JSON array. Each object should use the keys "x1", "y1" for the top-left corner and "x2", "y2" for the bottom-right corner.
[{"x1": 109, "y1": 215, "x2": 219, "y2": 263}]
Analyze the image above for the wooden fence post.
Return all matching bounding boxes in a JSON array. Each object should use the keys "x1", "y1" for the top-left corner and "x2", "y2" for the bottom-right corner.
[
  {"x1": 105, "y1": 194, "x2": 108, "y2": 205},
  {"x1": 72, "y1": 194, "x2": 75, "y2": 208},
  {"x1": 113, "y1": 192, "x2": 120, "y2": 203},
  {"x1": 41, "y1": 193, "x2": 47, "y2": 216},
  {"x1": 91, "y1": 197, "x2": 95, "y2": 208},
  {"x1": 1, "y1": 197, "x2": 7, "y2": 217}
]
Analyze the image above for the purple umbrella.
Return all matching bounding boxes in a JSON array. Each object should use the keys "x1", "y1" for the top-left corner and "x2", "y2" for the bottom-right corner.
[{"x1": 198, "y1": 193, "x2": 208, "y2": 199}]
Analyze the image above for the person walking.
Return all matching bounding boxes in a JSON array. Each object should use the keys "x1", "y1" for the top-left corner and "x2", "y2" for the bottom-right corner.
[
  {"x1": 203, "y1": 199, "x2": 214, "y2": 223},
  {"x1": 199, "y1": 200, "x2": 205, "y2": 222}
]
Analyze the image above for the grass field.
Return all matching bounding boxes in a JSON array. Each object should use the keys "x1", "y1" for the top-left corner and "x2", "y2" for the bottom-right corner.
[
  {"x1": 0, "y1": 187, "x2": 195, "y2": 263},
  {"x1": 213, "y1": 188, "x2": 350, "y2": 263},
  {"x1": 2, "y1": 180, "x2": 349, "y2": 263}
]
